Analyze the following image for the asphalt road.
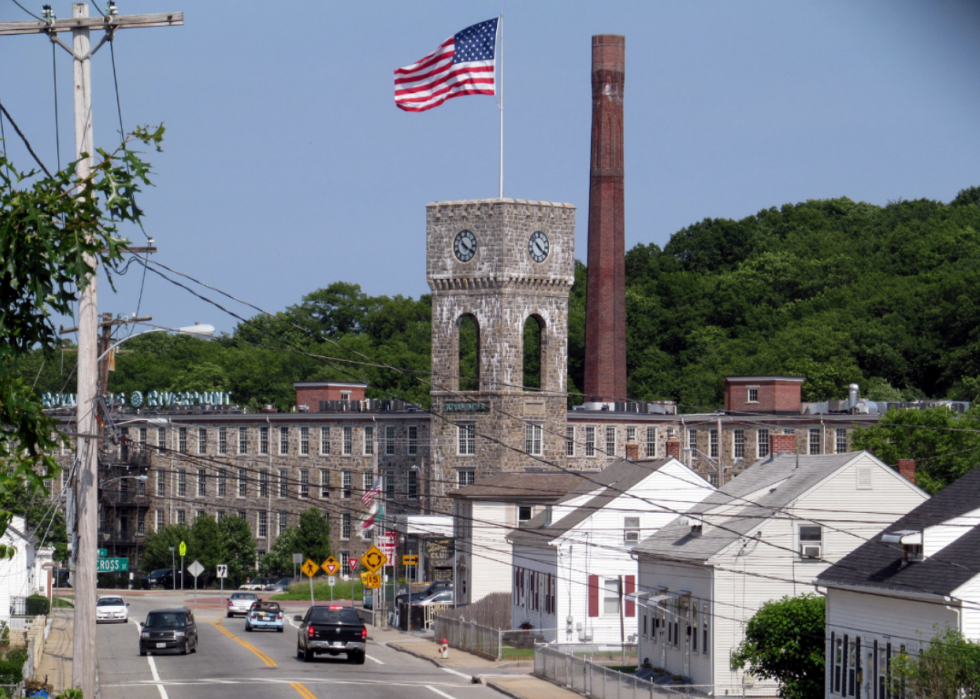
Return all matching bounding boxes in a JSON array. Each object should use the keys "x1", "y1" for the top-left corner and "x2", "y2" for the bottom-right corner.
[{"x1": 97, "y1": 591, "x2": 498, "y2": 699}]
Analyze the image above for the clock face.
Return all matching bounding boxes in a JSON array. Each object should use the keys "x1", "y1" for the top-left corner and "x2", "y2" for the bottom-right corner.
[
  {"x1": 453, "y1": 230, "x2": 477, "y2": 262},
  {"x1": 528, "y1": 231, "x2": 550, "y2": 263}
]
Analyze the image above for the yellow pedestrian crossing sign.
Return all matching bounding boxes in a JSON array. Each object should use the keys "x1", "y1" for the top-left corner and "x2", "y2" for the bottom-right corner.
[
  {"x1": 360, "y1": 545, "x2": 387, "y2": 573},
  {"x1": 301, "y1": 559, "x2": 320, "y2": 577},
  {"x1": 179, "y1": 541, "x2": 187, "y2": 557}
]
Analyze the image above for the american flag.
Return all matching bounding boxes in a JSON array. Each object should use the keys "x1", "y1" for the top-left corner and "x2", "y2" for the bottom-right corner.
[
  {"x1": 394, "y1": 18, "x2": 498, "y2": 112},
  {"x1": 361, "y1": 476, "x2": 383, "y2": 506}
]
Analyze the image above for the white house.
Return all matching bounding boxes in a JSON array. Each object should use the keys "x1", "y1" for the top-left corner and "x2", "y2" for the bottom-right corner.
[
  {"x1": 507, "y1": 457, "x2": 715, "y2": 643},
  {"x1": 0, "y1": 516, "x2": 38, "y2": 621},
  {"x1": 632, "y1": 451, "x2": 927, "y2": 692},
  {"x1": 451, "y1": 472, "x2": 583, "y2": 605},
  {"x1": 818, "y1": 462, "x2": 980, "y2": 699}
]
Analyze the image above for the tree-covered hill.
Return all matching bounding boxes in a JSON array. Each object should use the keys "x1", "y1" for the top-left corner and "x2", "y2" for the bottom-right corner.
[{"x1": 20, "y1": 187, "x2": 980, "y2": 412}]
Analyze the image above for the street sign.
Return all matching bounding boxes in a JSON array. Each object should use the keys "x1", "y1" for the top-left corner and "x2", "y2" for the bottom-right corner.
[
  {"x1": 96, "y1": 558, "x2": 129, "y2": 573},
  {"x1": 188, "y1": 560, "x2": 205, "y2": 578},
  {"x1": 327, "y1": 576, "x2": 336, "y2": 587},
  {"x1": 322, "y1": 556, "x2": 339, "y2": 576},
  {"x1": 360, "y1": 572, "x2": 381, "y2": 589},
  {"x1": 403, "y1": 555, "x2": 418, "y2": 566},
  {"x1": 179, "y1": 541, "x2": 187, "y2": 557},
  {"x1": 292, "y1": 553, "x2": 303, "y2": 564},
  {"x1": 301, "y1": 559, "x2": 320, "y2": 577},
  {"x1": 216, "y1": 564, "x2": 228, "y2": 579},
  {"x1": 348, "y1": 558, "x2": 358, "y2": 572},
  {"x1": 97, "y1": 548, "x2": 108, "y2": 558},
  {"x1": 360, "y1": 545, "x2": 387, "y2": 574}
]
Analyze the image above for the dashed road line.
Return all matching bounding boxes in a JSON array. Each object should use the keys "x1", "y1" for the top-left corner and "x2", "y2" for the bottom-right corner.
[
  {"x1": 212, "y1": 617, "x2": 278, "y2": 667},
  {"x1": 366, "y1": 653, "x2": 385, "y2": 664},
  {"x1": 129, "y1": 619, "x2": 169, "y2": 699},
  {"x1": 426, "y1": 685, "x2": 459, "y2": 699}
]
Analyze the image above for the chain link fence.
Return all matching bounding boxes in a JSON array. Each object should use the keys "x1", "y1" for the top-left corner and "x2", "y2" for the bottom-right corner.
[{"x1": 432, "y1": 616, "x2": 559, "y2": 661}]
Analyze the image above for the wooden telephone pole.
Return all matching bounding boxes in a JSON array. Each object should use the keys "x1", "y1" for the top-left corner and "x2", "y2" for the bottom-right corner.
[{"x1": 0, "y1": 6, "x2": 182, "y2": 697}]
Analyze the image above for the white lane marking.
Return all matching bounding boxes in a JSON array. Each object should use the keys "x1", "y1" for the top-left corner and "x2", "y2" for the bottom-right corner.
[
  {"x1": 130, "y1": 619, "x2": 169, "y2": 699},
  {"x1": 366, "y1": 654, "x2": 384, "y2": 665},
  {"x1": 440, "y1": 667, "x2": 470, "y2": 680},
  {"x1": 426, "y1": 685, "x2": 459, "y2": 699}
]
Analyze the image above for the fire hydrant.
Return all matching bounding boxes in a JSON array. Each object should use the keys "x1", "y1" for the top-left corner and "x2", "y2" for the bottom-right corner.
[{"x1": 440, "y1": 638, "x2": 449, "y2": 659}]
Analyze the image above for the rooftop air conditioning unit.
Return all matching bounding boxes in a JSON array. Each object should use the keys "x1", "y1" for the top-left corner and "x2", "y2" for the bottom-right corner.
[{"x1": 800, "y1": 543, "x2": 822, "y2": 559}]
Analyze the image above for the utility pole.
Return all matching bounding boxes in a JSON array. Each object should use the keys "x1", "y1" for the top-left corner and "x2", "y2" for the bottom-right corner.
[{"x1": 0, "y1": 7, "x2": 183, "y2": 698}]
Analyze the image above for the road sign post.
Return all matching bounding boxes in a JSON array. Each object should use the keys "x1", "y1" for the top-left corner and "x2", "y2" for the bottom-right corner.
[
  {"x1": 179, "y1": 541, "x2": 187, "y2": 592},
  {"x1": 169, "y1": 547, "x2": 176, "y2": 591},
  {"x1": 188, "y1": 560, "x2": 205, "y2": 605},
  {"x1": 302, "y1": 559, "x2": 320, "y2": 606},
  {"x1": 217, "y1": 564, "x2": 228, "y2": 607},
  {"x1": 292, "y1": 553, "x2": 303, "y2": 583}
]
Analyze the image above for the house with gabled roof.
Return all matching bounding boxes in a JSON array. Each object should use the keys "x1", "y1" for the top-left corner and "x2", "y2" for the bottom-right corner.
[
  {"x1": 632, "y1": 451, "x2": 926, "y2": 692},
  {"x1": 817, "y1": 462, "x2": 980, "y2": 699},
  {"x1": 0, "y1": 515, "x2": 39, "y2": 621},
  {"x1": 506, "y1": 456, "x2": 715, "y2": 643}
]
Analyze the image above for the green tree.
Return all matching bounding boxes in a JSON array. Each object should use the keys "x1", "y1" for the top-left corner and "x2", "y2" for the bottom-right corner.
[
  {"x1": 890, "y1": 627, "x2": 980, "y2": 699},
  {"x1": 260, "y1": 526, "x2": 300, "y2": 578},
  {"x1": 167, "y1": 362, "x2": 229, "y2": 392},
  {"x1": 141, "y1": 524, "x2": 192, "y2": 573},
  {"x1": 293, "y1": 508, "x2": 332, "y2": 565},
  {"x1": 219, "y1": 515, "x2": 257, "y2": 587},
  {"x1": 731, "y1": 594, "x2": 825, "y2": 699},
  {"x1": 189, "y1": 514, "x2": 225, "y2": 578}
]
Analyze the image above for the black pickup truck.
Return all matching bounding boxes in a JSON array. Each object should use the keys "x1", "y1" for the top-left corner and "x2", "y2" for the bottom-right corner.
[{"x1": 295, "y1": 606, "x2": 366, "y2": 664}]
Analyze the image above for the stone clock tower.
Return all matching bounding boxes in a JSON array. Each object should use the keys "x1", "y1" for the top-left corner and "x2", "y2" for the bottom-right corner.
[{"x1": 426, "y1": 199, "x2": 575, "y2": 509}]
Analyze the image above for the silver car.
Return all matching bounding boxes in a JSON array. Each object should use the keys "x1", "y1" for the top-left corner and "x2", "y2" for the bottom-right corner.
[{"x1": 226, "y1": 592, "x2": 258, "y2": 617}]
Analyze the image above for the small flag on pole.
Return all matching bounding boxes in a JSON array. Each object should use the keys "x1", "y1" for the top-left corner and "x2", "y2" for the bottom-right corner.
[
  {"x1": 363, "y1": 504, "x2": 383, "y2": 530},
  {"x1": 361, "y1": 476, "x2": 383, "y2": 507},
  {"x1": 394, "y1": 18, "x2": 498, "y2": 112}
]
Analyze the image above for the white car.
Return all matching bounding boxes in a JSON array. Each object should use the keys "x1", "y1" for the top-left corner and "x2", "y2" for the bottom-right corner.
[
  {"x1": 96, "y1": 595, "x2": 129, "y2": 623},
  {"x1": 226, "y1": 592, "x2": 258, "y2": 617}
]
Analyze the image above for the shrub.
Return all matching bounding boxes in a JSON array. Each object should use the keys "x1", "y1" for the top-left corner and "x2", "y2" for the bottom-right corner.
[{"x1": 25, "y1": 594, "x2": 50, "y2": 616}]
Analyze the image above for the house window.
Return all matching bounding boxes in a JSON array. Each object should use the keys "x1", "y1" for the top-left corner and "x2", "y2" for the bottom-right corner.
[
  {"x1": 340, "y1": 552, "x2": 350, "y2": 570},
  {"x1": 137, "y1": 511, "x2": 146, "y2": 535},
  {"x1": 709, "y1": 429, "x2": 719, "y2": 458},
  {"x1": 363, "y1": 472, "x2": 373, "y2": 494},
  {"x1": 217, "y1": 469, "x2": 226, "y2": 497},
  {"x1": 176, "y1": 509, "x2": 186, "y2": 525},
  {"x1": 733, "y1": 429, "x2": 745, "y2": 458},
  {"x1": 342, "y1": 471, "x2": 352, "y2": 499},
  {"x1": 279, "y1": 426, "x2": 289, "y2": 455},
  {"x1": 408, "y1": 426, "x2": 418, "y2": 455},
  {"x1": 157, "y1": 427, "x2": 166, "y2": 452},
  {"x1": 626, "y1": 426, "x2": 636, "y2": 447},
  {"x1": 238, "y1": 468, "x2": 247, "y2": 497},
  {"x1": 688, "y1": 429, "x2": 697, "y2": 453},
  {"x1": 757, "y1": 429, "x2": 770, "y2": 458},
  {"x1": 747, "y1": 387, "x2": 758, "y2": 403},
  {"x1": 237, "y1": 510, "x2": 246, "y2": 521},
  {"x1": 259, "y1": 469, "x2": 269, "y2": 497},
  {"x1": 156, "y1": 470, "x2": 166, "y2": 497},
  {"x1": 605, "y1": 426, "x2": 616, "y2": 456},
  {"x1": 300, "y1": 427, "x2": 310, "y2": 455},
  {"x1": 320, "y1": 426, "x2": 330, "y2": 455},
  {"x1": 691, "y1": 604, "x2": 698, "y2": 652},
  {"x1": 364, "y1": 426, "x2": 374, "y2": 455},
  {"x1": 836, "y1": 428, "x2": 848, "y2": 454},
  {"x1": 278, "y1": 512, "x2": 287, "y2": 536},
  {"x1": 197, "y1": 428, "x2": 207, "y2": 454},
  {"x1": 624, "y1": 516, "x2": 640, "y2": 544},
  {"x1": 646, "y1": 427, "x2": 657, "y2": 458},
  {"x1": 178, "y1": 428, "x2": 187, "y2": 454},
  {"x1": 259, "y1": 427, "x2": 269, "y2": 455},
  {"x1": 238, "y1": 427, "x2": 247, "y2": 455},
  {"x1": 525, "y1": 423, "x2": 543, "y2": 456},
  {"x1": 457, "y1": 470, "x2": 475, "y2": 488},
  {"x1": 566, "y1": 426, "x2": 575, "y2": 457},
  {"x1": 518, "y1": 506, "x2": 532, "y2": 522},
  {"x1": 320, "y1": 470, "x2": 330, "y2": 497},
  {"x1": 278, "y1": 469, "x2": 288, "y2": 498},
  {"x1": 257, "y1": 511, "x2": 267, "y2": 538},
  {"x1": 197, "y1": 469, "x2": 207, "y2": 497},
  {"x1": 139, "y1": 427, "x2": 148, "y2": 452},
  {"x1": 176, "y1": 469, "x2": 187, "y2": 497},
  {"x1": 385, "y1": 470, "x2": 395, "y2": 500},
  {"x1": 800, "y1": 525, "x2": 822, "y2": 559},
  {"x1": 341, "y1": 391, "x2": 351, "y2": 401},
  {"x1": 341, "y1": 513, "x2": 351, "y2": 540},
  {"x1": 585, "y1": 427, "x2": 596, "y2": 457},
  {"x1": 408, "y1": 470, "x2": 418, "y2": 499},
  {"x1": 138, "y1": 478, "x2": 146, "y2": 497},
  {"x1": 702, "y1": 603, "x2": 709, "y2": 655},
  {"x1": 342, "y1": 426, "x2": 353, "y2": 455},
  {"x1": 833, "y1": 634, "x2": 843, "y2": 694},
  {"x1": 385, "y1": 425, "x2": 396, "y2": 455},
  {"x1": 809, "y1": 428, "x2": 821, "y2": 455},
  {"x1": 603, "y1": 579, "x2": 620, "y2": 615},
  {"x1": 299, "y1": 470, "x2": 309, "y2": 497},
  {"x1": 156, "y1": 509, "x2": 165, "y2": 531},
  {"x1": 216, "y1": 510, "x2": 225, "y2": 522},
  {"x1": 218, "y1": 427, "x2": 227, "y2": 455},
  {"x1": 458, "y1": 423, "x2": 475, "y2": 455}
]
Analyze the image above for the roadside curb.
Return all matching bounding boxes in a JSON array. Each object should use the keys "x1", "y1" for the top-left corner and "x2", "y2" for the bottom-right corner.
[
  {"x1": 485, "y1": 681, "x2": 533, "y2": 699},
  {"x1": 385, "y1": 641, "x2": 447, "y2": 669},
  {"x1": 386, "y1": 642, "x2": 539, "y2": 699}
]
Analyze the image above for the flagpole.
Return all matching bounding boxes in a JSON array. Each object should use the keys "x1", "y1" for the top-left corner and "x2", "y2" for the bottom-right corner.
[{"x1": 498, "y1": 13, "x2": 503, "y2": 199}]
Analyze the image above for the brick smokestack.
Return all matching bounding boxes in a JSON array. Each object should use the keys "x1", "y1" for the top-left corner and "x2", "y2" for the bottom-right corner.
[
  {"x1": 897, "y1": 459, "x2": 916, "y2": 484},
  {"x1": 665, "y1": 440, "x2": 681, "y2": 460},
  {"x1": 771, "y1": 434, "x2": 797, "y2": 455},
  {"x1": 584, "y1": 35, "x2": 627, "y2": 402}
]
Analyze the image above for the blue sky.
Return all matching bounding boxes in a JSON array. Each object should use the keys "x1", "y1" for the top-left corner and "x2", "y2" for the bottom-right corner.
[{"x1": 2, "y1": 1, "x2": 979, "y2": 336}]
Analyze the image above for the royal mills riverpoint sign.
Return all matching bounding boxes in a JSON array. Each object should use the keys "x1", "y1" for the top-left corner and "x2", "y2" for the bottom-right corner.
[{"x1": 42, "y1": 390, "x2": 233, "y2": 409}]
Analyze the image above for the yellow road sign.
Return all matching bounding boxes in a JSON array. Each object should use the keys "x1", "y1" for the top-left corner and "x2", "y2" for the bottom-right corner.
[
  {"x1": 179, "y1": 541, "x2": 187, "y2": 557},
  {"x1": 360, "y1": 545, "x2": 387, "y2": 573},
  {"x1": 301, "y1": 559, "x2": 320, "y2": 578},
  {"x1": 360, "y1": 572, "x2": 381, "y2": 589},
  {"x1": 403, "y1": 555, "x2": 418, "y2": 566},
  {"x1": 322, "y1": 556, "x2": 339, "y2": 576}
]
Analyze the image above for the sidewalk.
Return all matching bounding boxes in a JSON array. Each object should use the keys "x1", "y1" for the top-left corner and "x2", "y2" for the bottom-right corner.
[
  {"x1": 373, "y1": 625, "x2": 581, "y2": 699},
  {"x1": 36, "y1": 608, "x2": 73, "y2": 694}
]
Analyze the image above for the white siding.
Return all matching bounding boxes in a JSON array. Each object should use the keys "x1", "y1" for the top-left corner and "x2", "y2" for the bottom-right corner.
[
  {"x1": 456, "y1": 501, "x2": 520, "y2": 604},
  {"x1": 0, "y1": 517, "x2": 35, "y2": 622},
  {"x1": 952, "y1": 573, "x2": 980, "y2": 640},
  {"x1": 922, "y1": 506, "x2": 980, "y2": 558}
]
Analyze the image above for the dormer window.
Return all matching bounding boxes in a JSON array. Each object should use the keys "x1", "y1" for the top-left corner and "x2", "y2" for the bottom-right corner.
[
  {"x1": 903, "y1": 543, "x2": 923, "y2": 562},
  {"x1": 882, "y1": 529, "x2": 924, "y2": 563},
  {"x1": 747, "y1": 387, "x2": 759, "y2": 403},
  {"x1": 518, "y1": 506, "x2": 532, "y2": 523}
]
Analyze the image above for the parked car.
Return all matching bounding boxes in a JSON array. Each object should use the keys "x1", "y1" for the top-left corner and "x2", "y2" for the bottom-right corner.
[
  {"x1": 226, "y1": 592, "x2": 259, "y2": 617},
  {"x1": 239, "y1": 577, "x2": 277, "y2": 591},
  {"x1": 416, "y1": 590, "x2": 454, "y2": 607},
  {"x1": 267, "y1": 578, "x2": 294, "y2": 593},
  {"x1": 395, "y1": 580, "x2": 453, "y2": 607},
  {"x1": 140, "y1": 569, "x2": 185, "y2": 590},
  {"x1": 96, "y1": 595, "x2": 129, "y2": 623},
  {"x1": 295, "y1": 605, "x2": 366, "y2": 664},
  {"x1": 245, "y1": 601, "x2": 284, "y2": 632},
  {"x1": 138, "y1": 608, "x2": 198, "y2": 656}
]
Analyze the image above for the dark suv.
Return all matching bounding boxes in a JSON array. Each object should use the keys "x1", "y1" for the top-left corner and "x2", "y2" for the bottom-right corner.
[
  {"x1": 139, "y1": 608, "x2": 198, "y2": 655},
  {"x1": 140, "y1": 569, "x2": 185, "y2": 590},
  {"x1": 395, "y1": 580, "x2": 453, "y2": 607}
]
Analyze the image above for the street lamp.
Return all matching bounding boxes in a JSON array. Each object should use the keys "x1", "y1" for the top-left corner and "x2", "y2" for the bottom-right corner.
[{"x1": 96, "y1": 323, "x2": 215, "y2": 363}]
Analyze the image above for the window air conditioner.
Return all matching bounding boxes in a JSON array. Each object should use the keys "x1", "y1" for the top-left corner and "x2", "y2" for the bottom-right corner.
[
  {"x1": 800, "y1": 544, "x2": 822, "y2": 559},
  {"x1": 624, "y1": 530, "x2": 639, "y2": 544}
]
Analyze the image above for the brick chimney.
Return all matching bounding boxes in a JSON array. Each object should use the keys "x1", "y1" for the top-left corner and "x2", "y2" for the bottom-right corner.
[
  {"x1": 897, "y1": 459, "x2": 916, "y2": 484},
  {"x1": 583, "y1": 35, "x2": 627, "y2": 403},
  {"x1": 665, "y1": 440, "x2": 681, "y2": 459},
  {"x1": 770, "y1": 433, "x2": 797, "y2": 455},
  {"x1": 625, "y1": 439, "x2": 639, "y2": 461}
]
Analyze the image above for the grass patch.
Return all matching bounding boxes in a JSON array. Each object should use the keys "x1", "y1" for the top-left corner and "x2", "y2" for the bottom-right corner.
[
  {"x1": 271, "y1": 580, "x2": 368, "y2": 602},
  {"x1": 52, "y1": 597, "x2": 74, "y2": 608},
  {"x1": 501, "y1": 646, "x2": 536, "y2": 659}
]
